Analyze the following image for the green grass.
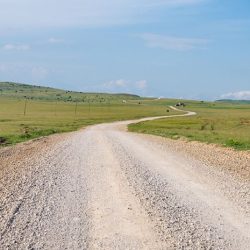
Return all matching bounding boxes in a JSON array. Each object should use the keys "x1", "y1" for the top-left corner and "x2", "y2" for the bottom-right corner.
[
  {"x1": 129, "y1": 101, "x2": 250, "y2": 150},
  {"x1": 0, "y1": 94, "x2": 176, "y2": 146},
  {"x1": 0, "y1": 82, "x2": 140, "y2": 102},
  {"x1": 1, "y1": 82, "x2": 250, "y2": 150}
]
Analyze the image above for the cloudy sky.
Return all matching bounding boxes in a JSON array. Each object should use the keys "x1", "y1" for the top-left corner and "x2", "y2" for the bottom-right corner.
[{"x1": 0, "y1": 0, "x2": 250, "y2": 100}]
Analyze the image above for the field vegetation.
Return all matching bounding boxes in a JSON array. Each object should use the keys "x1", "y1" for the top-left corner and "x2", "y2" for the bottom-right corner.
[
  {"x1": 1, "y1": 82, "x2": 250, "y2": 150},
  {"x1": 129, "y1": 100, "x2": 250, "y2": 150},
  {"x1": 0, "y1": 82, "x2": 175, "y2": 145}
]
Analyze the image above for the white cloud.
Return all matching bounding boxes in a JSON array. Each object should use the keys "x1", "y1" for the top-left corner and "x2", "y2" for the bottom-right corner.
[
  {"x1": 0, "y1": 0, "x2": 204, "y2": 31},
  {"x1": 104, "y1": 79, "x2": 129, "y2": 88},
  {"x1": 141, "y1": 0, "x2": 203, "y2": 8},
  {"x1": 136, "y1": 80, "x2": 147, "y2": 90},
  {"x1": 221, "y1": 91, "x2": 250, "y2": 100},
  {"x1": 0, "y1": 62, "x2": 49, "y2": 82},
  {"x1": 2, "y1": 43, "x2": 30, "y2": 51},
  {"x1": 102, "y1": 79, "x2": 148, "y2": 92},
  {"x1": 48, "y1": 38, "x2": 64, "y2": 44},
  {"x1": 140, "y1": 33, "x2": 208, "y2": 51}
]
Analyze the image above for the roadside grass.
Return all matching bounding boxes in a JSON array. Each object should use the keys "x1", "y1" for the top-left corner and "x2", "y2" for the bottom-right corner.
[
  {"x1": 129, "y1": 101, "x2": 250, "y2": 150},
  {"x1": 0, "y1": 97, "x2": 176, "y2": 146},
  {"x1": 2, "y1": 82, "x2": 250, "y2": 150}
]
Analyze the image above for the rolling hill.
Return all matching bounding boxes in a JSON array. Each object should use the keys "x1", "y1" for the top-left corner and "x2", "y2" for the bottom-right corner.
[{"x1": 0, "y1": 82, "x2": 141, "y2": 103}]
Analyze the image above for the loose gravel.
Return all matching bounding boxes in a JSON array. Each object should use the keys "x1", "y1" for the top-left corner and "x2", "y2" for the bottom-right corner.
[{"x1": 0, "y1": 111, "x2": 249, "y2": 249}]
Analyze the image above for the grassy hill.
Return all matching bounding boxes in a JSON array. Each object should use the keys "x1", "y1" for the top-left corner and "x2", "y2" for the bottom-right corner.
[{"x1": 0, "y1": 82, "x2": 140, "y2": 103}]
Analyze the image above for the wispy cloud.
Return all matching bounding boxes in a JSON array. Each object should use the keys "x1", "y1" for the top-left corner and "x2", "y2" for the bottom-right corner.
[
  {"x1": 0, "y1": 0, "x2": 204, "y2": 31},
  {"x1": 48, "y1": 38, "x2": 64, "y2": 44},
  {"x1": 104, "y1": 79, "x2": 129, "y2": 89},
  {"x1": 140, "y1": 33, "x2": 208, "y2": 51},
  {"x1": 141, "y1": 0, "x2": 203, "y2": 8},
  {"x1": 221, "y1": 91, "x2": 250, "y2": 100},
  {"x1": 2, "y1": 43, "x2": 30, "y2": 51},
  {"x1": 102, "y1": 79, "x2": 147, "y2": 92},
  {"x1": 0, "y1": 62, "x2": 49, "y2": 82}
]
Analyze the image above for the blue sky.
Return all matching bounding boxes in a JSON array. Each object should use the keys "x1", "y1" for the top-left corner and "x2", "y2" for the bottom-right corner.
[{"x1": 0, "y1": 0, "x2": 250, "y2": 100}]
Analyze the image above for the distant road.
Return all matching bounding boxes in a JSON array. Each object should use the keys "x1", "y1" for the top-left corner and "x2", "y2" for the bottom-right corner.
[{"x1": 0, "y1": 108, "x2": 249, "y2": 249}]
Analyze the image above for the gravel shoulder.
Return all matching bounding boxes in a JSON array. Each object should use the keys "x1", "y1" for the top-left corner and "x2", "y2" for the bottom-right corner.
[{"x1": 0, "y1": 111, "x2": 249, "y2": 249}]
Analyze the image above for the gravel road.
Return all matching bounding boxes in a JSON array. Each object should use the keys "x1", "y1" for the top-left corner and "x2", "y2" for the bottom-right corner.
[{"x1": 0, "y1": 109, "x2": 249, "y2": 249}]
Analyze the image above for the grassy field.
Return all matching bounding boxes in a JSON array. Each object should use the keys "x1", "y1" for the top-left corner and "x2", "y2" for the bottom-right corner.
[
  {"x1": 129, "y1": 101, "x2": 250, "y2": 150},
  {"x1": 0, "y1": 82, "x2": 176, "y2": 146},
  {"x1": 1, "y1": 82, "x2": 250, "y2": 150}
]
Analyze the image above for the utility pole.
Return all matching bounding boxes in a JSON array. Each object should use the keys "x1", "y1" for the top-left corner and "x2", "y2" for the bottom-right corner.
[
  {"x1": 74, "y1": 101, "x2": 78, "y2": 117},
  {"x1": 108, "y1": 101, "x2": 110, "y2": 114},
  {"x1": 55, "y1": 101, "x2": 57, "y2": 116},
  {"x1": 23, "y1": 99, "x2": 27, "y2": 116},
  {"x1": 88, "y1": 101, "x2": 90, "y2": 116}
]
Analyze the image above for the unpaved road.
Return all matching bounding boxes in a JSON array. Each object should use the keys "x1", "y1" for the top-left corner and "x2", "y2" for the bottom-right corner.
[{"x1": 0, "y1": 109, "x2": 249, "y2": 249}]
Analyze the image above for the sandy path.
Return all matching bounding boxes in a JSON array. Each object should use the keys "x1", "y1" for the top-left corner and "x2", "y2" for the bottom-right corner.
[{"x1": 0, "y1": 109, "x2": 249, "y2": 249}]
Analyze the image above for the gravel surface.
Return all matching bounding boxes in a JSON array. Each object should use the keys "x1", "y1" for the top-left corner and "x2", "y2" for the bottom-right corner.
[{"x1": 0, "y1": 110, "x2": 249, "y2": 249}]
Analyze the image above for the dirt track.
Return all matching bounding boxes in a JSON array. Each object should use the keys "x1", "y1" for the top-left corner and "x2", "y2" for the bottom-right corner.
[{"x1": 0, "y1": 110, "x2": 249, "y2": 249}]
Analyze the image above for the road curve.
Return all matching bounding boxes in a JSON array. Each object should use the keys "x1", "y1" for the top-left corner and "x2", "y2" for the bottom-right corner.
[{"x1": 0, "y1": 108, "x2": 249, "y2": 249}]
